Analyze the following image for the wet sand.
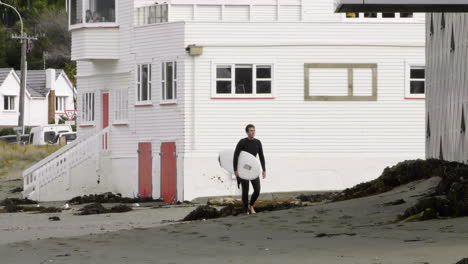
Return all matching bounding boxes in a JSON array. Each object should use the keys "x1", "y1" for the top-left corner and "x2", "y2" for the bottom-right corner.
[{"x1": 0, "y1": 177, "x2": 467, "y2": 264}]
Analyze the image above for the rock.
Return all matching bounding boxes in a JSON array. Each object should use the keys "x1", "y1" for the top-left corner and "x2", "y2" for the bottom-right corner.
[
  {"x1": 456, "y1": 258, "x2": 468, "y2": 264},
  {"x1": 78, "y1": 203, "x2": 108, "y2": 215},
  {"x1": 77, "y1": 203, "x2": 132, "y2": 215},
  {"x1": 296, "y1": 193, "x2": 338, "y2": 203},
  {"x1": 383, "y1": 199, "x2": 406, "y2": 206},
  {"x1": 333, "y1": 159, "x2": 468, "y2": 220},
  {"x1": 68, "y1": 192, "x2": 165, "y2": 205},
  {"x1": 49, "y1": 216, "x2": 61, "y2": 221},
  {"x1": 9, "y1": 187, "x2": 23, "y2": 193},
  {"x1": 0, "y1": 198, "x2": 37, "y2": 206},
  {"x1": 109, "y1": 204, "x2": 132, "y2": 213},
  {"x1": 182, "y1": 206, "x2": 221, "y2": 221},
  {"x1": 207, "y1": 197, "x2": 242, "y2": 206}
]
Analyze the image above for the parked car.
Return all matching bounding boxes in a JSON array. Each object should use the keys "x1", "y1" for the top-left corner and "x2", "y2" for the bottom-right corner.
[
  {"x1": 29, "y1": 125, "x2": 73, "y2": 146},
  {"x1": 0, "y1": 135, "x2": 30, "y2": 145}
]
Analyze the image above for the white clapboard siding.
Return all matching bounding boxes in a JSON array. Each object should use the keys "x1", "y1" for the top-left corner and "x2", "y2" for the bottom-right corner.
[
  {"x1": 71, "y1": 28, "x2": 120, "y2": 61},
  {"x1": 224, "y1": 5, "x2": 250, "y2": 21},
  {"x1": 59, "y1": 0, "x2": 428, "y2": 202}
]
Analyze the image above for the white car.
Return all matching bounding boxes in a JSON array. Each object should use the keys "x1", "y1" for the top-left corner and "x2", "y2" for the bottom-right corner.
[{"x1": 29, "y1": 125, "x2": 74, "y2": 146}]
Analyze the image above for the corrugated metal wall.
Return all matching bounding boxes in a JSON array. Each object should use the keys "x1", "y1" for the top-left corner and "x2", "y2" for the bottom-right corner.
[{"x1": 426, "y1": 13, "x2": 468, "y2": 163}]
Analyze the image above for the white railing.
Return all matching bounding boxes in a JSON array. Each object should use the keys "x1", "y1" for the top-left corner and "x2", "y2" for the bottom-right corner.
[
  {"x1": 135, "y1": 3, "x2": 168, "y2": 26},
  {"x1": 22, "y1": 127, "x2": 111, "y2": 199}
]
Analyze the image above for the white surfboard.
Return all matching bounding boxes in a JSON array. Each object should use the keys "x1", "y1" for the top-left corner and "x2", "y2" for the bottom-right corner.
[{"x1": 218, "y1": 149, "x2": 262, "y2": 180}]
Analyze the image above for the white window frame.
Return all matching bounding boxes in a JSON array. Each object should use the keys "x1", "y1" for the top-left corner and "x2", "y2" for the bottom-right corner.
[
  {"x1": 343, "y1": 12, "x2": 417, "y2": 23},
  {"x1": 56, "y1": 96, "x2": 67, "y2": 113},
  {"x1": 134, "y1": 3, "x2": 169, "y2": 26},
  {"x1": 136, "y1": 64, "x2": 152, "y2": 104},
  {"x1": 161, "y1": 61, "x2": 177, "y2": 104},
  {"x1": 405, "y1": 63, "x2": 426, "y2": 99},
  {"x1": 81, "y1": 92, "x2": 95, "y2": 124},
  {"x1": 211, "y1": 62, "x2": 275, "y2": 99},
  {"x1": 68, "y1": 0, "x2": 119, "y2": 30},
  {"x1": 113, "y1": 87, "x2": 129, "y2": 124},
  {"x1": 3, "y1": 95, "x2": 15, "y2": 111}
]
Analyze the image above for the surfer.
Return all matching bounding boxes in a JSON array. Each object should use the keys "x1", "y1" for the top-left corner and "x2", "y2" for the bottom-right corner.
[{"x1": 234, "y1": 124, "x2": 266, "y2": 215}]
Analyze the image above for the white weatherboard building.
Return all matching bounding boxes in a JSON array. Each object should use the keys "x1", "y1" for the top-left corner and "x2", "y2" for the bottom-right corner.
[
  {"x1": 23, "y1": 0, "x2": 426, "y2": 202},
  {"x1": 0, "y1": 68, "x2": 76, "y2": 127}
]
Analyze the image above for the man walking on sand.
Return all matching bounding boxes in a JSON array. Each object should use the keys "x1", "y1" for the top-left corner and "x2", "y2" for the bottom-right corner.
[{"x1": 233, "y1": 124, "x2": 266, "y2": 215}]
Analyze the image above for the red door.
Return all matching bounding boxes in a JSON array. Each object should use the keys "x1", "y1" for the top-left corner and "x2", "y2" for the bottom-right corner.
[
  {"x1": 161, "y1": 142, "x2": 177, "y2": 204},
  {"x1": 102, "y1": 93, "x2": 109, "y2": 129},
  {"x1": 138, "y1": 142, "x2": 153, "y2": 198}
]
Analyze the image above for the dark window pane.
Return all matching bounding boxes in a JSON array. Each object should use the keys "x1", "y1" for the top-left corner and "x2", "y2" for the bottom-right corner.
[
  {"x1": 85, "y1": 0, "x2": 116, "y2": 23},
  {"x1": 141, "y1": 65, "x2": 148, "y2": 101},
  {"x1": 256, "y1": 66, "x2": 271, "y2": 79},
  {"x1": 257, "y1": 81, "x2": 271, "y2": 94},
  {"x1": 217, "y1": 66, "x2": 231, "y2": 78},
  {"x1": 382, "y1": 13, "x2": 395, "y2": 18},
  {"x1": 410, "y1": 81, "x2": 425, "y2": 94},
  {"x1": 346, "y1": 12, "x2": 358, "y2": 18},
  {"x1": 364, "y1": 12, "x2": 377, "y2": 18},
  {"x1": 4, "y1": 96, "x2": 8, "y2": 110},
  {"x1": 217, "y1": 81, "x2": 231, "y2": 94},
  {"x1": 400, "y1": 13, "x2": 413, "y2": 18},
  {"x1": 166, "y1": 62, "x2": 173, "y2": 100},
  {"x1": 235, "y1": 66, "x2": 253, "y2": 94},
  {"x1": 411, "y1": 68, "x2": 425, "y2": 79},
  {"x1": 44, "y1": 132, "x2": 56, "y2": 144},
  {"x1": 70, "y1": 0, "x2": 83, "y2": 24}
]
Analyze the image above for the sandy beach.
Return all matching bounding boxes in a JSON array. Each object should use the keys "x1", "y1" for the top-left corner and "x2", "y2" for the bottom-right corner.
[{"x1": 0, "y1": 176, "x2": 467, "y2": 264}]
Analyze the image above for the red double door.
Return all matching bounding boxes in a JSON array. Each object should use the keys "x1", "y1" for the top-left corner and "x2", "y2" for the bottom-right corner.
[{"x1": 138, "y1": 142, "x2": 177, "y2": 203}]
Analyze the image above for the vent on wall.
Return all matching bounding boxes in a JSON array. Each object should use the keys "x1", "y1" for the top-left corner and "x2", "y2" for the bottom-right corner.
[
  {"x1": 430, "y1": 14, "x2": 434, "y2": 36},
  {"x1": 441, "y1": 13, "x2": 445, "y2": 30},
  {"x1": 451, "y1": 26, "x2": 456, "y2": 53},
  {"x1": 439, "y1": 138, "x2": 444, "y2": 160},
  {"x1": 462, "y1": 106, "x2": 466, "y2": 133},
  {"x1": 427, "y1": 114, "x2": 431, "y2": 138}
]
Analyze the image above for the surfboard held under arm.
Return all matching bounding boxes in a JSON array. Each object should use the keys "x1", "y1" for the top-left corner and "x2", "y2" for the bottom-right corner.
[{"x1": 218, "y1": 149, "x2": 262, "y2": 180}]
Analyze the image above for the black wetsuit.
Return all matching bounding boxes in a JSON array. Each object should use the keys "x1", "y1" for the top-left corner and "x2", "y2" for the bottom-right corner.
[{"x1": 233, "y1": 137, "x2": 266, "y2": 212}]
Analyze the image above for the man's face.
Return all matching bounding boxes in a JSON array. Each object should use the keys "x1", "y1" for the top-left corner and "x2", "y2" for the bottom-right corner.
[{"x1": 247, "y1": 127, "x2": 256, "y2": 138}]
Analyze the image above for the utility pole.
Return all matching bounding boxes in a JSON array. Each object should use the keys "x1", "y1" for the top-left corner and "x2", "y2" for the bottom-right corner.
[
  {"x1": 0, "y1": 1, "x2": 37, "y2": 144},
  {"x1": 43, "y1": 51, "x2": 49, "y2": 70},
  {"x1": 12, "y1": 34, "x2": 37, "y2": 144}
]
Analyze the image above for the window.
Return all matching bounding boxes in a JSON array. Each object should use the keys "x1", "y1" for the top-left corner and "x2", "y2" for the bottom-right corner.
[
  {"x1": 406, "y1": 66, "x2": 425, "y2": 99},
  {"x1": 345, "y1": 12, "x2": 413, "y2": 20},
  {"x1": 135, "y1": 3, "x2": 168, "y2": 26},
  {"x1": 81, "y1": 92, "x2": 95, "y2": 122},
  {"x1": 69, "y1": 0, "x2": 116, "y2": 25},
  {"x1": 161, "y1": 62, "x2": 177, "y2": 102},
  {"x1": 304, "y1": 64, "x2": 377, "y2": 101},
  {"x1": 137, "y1": 64, "x2": 152, "y2": 102},
  {"x1": 3, "y1": 96, "x2": 15, "y2": 110},
  {"x1": 56, "y1": 96, "x2": 67, "y2": 112},
  {"x1": 113, "y1": 87, "x2": 128, "y2": 122},
  {"x1": 214, "y1": 64, "x2": 273, "y2": 98}
]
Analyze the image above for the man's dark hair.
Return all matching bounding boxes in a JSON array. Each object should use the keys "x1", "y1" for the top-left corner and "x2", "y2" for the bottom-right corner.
[{"x1": 245, "y1": 124, "x2": 255, "y2": 133}]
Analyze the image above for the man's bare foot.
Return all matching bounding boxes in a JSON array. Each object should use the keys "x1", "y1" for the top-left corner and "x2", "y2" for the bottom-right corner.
[{"x1": 249, "y1": 206, "x2": 256, "y2": 214}]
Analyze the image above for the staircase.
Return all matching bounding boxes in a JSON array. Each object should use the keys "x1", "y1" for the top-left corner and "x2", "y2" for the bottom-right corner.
[{"x1": 23, "y1": 127, "x2": 111, "y2": 201}]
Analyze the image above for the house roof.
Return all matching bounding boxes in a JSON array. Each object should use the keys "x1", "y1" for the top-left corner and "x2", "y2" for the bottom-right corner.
[
  {"x1": 16, "y1": 70, "x2": 48, "y2": 97},
  {"x1": 0, "y1": 68, "x2": 73, "y2": 98},
  {"x1": 335, "y1": 0, "x2": 468, "y2": 12},
  {"x1": 0, "y1": 68, "x2": 13, "y2": 87}
]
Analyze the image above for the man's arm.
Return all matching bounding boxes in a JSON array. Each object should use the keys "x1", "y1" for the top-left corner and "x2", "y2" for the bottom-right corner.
[
  {"x1": 233, "y1": 139, "x2": 244, "y2": 172},
  {"x1": 258, "y1": 140, "x2": 266, "y2": 172}
]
